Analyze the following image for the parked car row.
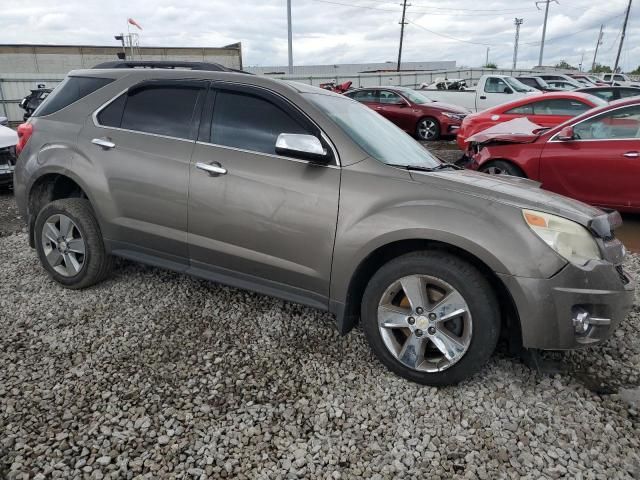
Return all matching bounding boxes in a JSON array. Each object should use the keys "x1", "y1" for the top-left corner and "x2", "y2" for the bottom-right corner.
[{"x1": 13, "y1": 61, "x2": 634, "y2": 387}]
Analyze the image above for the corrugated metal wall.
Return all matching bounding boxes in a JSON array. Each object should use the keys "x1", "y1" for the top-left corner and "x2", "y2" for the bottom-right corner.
[{"x1": 0, "y1": 73, "x2": 65, "y2": 123}]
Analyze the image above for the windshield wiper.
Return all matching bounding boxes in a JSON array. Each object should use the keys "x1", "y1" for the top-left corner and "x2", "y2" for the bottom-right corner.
[{"x1": 388, "y1": 163, "x2": 461, "y2": 172}]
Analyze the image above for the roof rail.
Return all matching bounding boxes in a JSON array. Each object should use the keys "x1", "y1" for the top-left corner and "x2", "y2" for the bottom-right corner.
[{"x1": 92, "y1": 60, "x2": 251, "y2": 74}]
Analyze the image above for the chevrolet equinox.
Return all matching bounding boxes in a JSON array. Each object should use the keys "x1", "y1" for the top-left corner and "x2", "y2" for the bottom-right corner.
[{"x1": 13, "y1": 61, "x2": 635, "y2": 386}]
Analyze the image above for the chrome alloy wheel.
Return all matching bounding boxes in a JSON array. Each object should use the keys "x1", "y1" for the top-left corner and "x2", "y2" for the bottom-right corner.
[
  {"x1": 418, "y1": 119, "x2": 438, "y2": 140},
  {"x1": 41, "y1": 214, "x2": 86, "y2": 277},
  {"x1": 377, "y1": 275, "x2": 472, "y2": 372}
]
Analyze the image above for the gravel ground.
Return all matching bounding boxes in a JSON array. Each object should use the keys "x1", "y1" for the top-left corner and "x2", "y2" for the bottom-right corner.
[
  {"x1": 1, "y1": 228, "x2": 639, "y2": 479},
  {"x1": 0, "y1": 189, "x2": 23, "y2": 238}
]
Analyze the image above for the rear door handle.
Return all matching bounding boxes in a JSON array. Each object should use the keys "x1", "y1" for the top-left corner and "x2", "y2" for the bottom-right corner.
[
  {"x1": 623, "y1": 151, "x2": 639, "y2": 158},
  {"x1": 91, "y1": 138, "x2": 115, "y2": 149},
  {"x1": 196, "y1": 161, "x2": 227, "y2": 176}
]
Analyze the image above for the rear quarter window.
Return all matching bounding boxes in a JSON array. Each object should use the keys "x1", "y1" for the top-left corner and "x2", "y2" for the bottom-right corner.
[{"x1": 33, "y1": 76, "x2": 114, "y2": 117}]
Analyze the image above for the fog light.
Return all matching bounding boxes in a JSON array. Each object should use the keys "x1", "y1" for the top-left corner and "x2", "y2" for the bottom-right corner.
[{"x1": 572, "y1": 308, "x2": 591, "y2": 335}]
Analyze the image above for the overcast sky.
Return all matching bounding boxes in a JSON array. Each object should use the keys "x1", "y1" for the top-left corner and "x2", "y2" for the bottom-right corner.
[{"x1": 2, "y1": 0, "x2": 638, "y2": 71}]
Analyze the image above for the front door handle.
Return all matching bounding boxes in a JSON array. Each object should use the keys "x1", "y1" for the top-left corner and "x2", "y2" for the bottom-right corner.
[
  {"x1": 479, "y1": 95, "x2": 487, "y2": 100},
  {"x1": 196, "y1": 161, "x2": 227, "y2": 176},
  {"x1": 91, "y1": 138, "x2": 115, "y2": 149},
  {"x1": 623, "y1": 151, "x2": 639, "y2": 158}
]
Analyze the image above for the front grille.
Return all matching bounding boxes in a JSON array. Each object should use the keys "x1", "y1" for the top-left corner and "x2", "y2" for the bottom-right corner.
[{"x1": 616, "y1": 265, "x2": 630, "y2": 285}]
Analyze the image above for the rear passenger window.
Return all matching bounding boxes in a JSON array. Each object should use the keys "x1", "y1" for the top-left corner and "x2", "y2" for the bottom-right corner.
[
  {"x1": 33, "y1": 76, "x2": 113, "y2": 117},
  {"x1": 211, "y1": 91, "x2": 311, "y2": 155},
  {"x1": 119, "y1": 83, "x2": 203, "y2": 139},
  {"x1": 97, "y1": 93, "x2": 126, "y2": 127}
]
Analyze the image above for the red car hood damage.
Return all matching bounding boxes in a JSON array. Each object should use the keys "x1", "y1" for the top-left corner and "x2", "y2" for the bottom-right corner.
[{"x1": 466, "y1": 117, "x2": 546, "y2": 145}]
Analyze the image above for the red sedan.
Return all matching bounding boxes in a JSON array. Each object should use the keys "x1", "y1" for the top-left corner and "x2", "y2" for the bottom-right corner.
[
  {"x1": 457, "y1": 92, "x2": 606, "y2": 151},
  {"x1": 466, "y1": 98, "x2": 640, "y2": 212},
  {"x1": 344, "y1": 86, "x2": 469, "y2": 141}
]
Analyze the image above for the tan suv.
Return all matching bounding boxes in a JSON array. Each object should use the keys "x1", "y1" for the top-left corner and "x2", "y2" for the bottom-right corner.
[{"x1": 13, "y1": 61, "x2": 634, "y2": 385}]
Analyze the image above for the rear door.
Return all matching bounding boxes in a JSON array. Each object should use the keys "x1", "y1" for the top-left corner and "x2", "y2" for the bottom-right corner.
[
  {"x1": 187, "y1": 83, "x2": 340, "y2": 303},
  {"x1": 540, "y1": 104, "x2": 640, "y2": 209},
  {"x1": 81, "y1": 79, "x2": 206, "y2": 263}
]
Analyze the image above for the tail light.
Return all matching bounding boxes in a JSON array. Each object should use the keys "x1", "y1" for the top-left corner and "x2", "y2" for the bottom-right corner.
[{"x1": 16, "y1": 123, "x2": 33, "y2": 156}]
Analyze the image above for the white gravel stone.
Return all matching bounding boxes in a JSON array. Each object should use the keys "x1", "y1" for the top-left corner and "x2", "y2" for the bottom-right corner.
[{"x1": 0, "y1": 230, "x2": 639, "y2": 479}]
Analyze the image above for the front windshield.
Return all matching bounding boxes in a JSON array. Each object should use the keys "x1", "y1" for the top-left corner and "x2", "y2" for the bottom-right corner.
[
  {"x1": 504, "y1": 77, "x2": 537, "y2": 93},
  {"x1": 396, "y1": 88, "x2": 434, "y2": 104},
  {"x1": 305, "y1": 93, "x2": 441, "y2": 168}
]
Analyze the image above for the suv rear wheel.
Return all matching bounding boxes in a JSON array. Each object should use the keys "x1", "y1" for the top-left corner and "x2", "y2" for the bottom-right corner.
[
  {"x1": 34, "y1": 198, "x2": 112, "y2": 289},
  {"x1": 361, "y1": 251, "x2": 500, "y2": 386}
]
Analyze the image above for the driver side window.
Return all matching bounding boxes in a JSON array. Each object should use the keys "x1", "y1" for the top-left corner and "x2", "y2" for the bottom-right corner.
[
  {"x1": 573, "y1": 105, "x2": 640, "y2": 140},
  {"x1": 484, "y1": 78, "x2": 510, "y2": 94},
  {"x1": 379, "y1": 91, "x2": 403, "y2": 104}
]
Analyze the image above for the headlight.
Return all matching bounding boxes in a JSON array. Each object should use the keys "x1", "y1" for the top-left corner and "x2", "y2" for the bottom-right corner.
[
  {"x1": 522, "y1": 210, "x2": 601, "y2": 265},
  {"x1": 442, "y1": 112, "x2": 466, "y2": 121}
]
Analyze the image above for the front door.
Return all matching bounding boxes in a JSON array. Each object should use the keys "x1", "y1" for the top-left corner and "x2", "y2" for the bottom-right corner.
[
  {"x1": 80, "y1": 80, "x2": 206, "y2": 263},
  {"x1": 376, "y1": 90, "x2": 415, "y2": 132},
  {"x1": 540, "y1": 104, "x2": 640, "y2": 209},
  {"x1": 188, "y1": 84, "x2": 340, "y2": 305}
]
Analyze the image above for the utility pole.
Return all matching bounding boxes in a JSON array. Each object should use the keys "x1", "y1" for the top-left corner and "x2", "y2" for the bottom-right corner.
[
  {"x1": 536, "y1": 0, "x2": 557, "y2": 67},
  {"x1": 613, "y1": 0, "x2": 632, "y2": 76},
  {"x1": 591, "y1": 24, "x2": 604, "y2": 72},
  {"x1": 287, "y1": 0, "x2": 293, "y2": 74},
  {"x1": 485, "y1": 47, "x2": 490, "y2": 66},
  {"x1": 397, "y1": 0, "x2": 409, "y2": 72},
  {"x1": 513, "y1": 18, "x2": 523, "y2": 69}
]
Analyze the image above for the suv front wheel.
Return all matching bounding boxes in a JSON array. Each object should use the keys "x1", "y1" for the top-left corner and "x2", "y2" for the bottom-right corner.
[
  {"x1": 361, "y1": 251, "x2": 500, "y2": 386},
  {"x1": 34, "y1": 198, "x2": 112, "y2": 289}
]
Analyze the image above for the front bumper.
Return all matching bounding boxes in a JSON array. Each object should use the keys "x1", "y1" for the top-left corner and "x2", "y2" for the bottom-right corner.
[
  {"x1": 0, "y1": 147, "x2": 15, "y2": 186},
  {"x1": 498, "y1": 259, "x2": 635, "y2": 350}
]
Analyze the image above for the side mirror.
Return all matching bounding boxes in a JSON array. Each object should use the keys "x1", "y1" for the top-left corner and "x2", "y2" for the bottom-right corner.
[
  {"x1": 0, "y1": 116, "x2": 7, "y2": 127},
  {"x1": 275, "y1": 133, "x2": 328, "y2": 162},
  {"x1": 556, "y1": 126, "x2": 575, "y2": 141},
  {"x1": 503, "y1": 87, "x2": 513, "y2": 94},
  {"x1": 395, "y1": 101, "x2": 408, "y2": 107}
]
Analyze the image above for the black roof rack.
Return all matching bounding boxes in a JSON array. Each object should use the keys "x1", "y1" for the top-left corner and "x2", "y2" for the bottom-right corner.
[{"x1": 92, "y1": 60, "x2": 251, "y2": 74}]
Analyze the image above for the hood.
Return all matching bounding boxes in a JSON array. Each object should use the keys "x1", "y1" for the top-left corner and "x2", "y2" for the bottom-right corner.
[
  {"x1": 427, "y1": 101, "x2": 470, "y2": 114},
  {"x1": 466, "y1": 117, "x2": 545, "y2": 145},
  {"x1": 410, "y1": 168, "x2": 603, "y2": 227},
  {"x1": 0, "y1": 125, "x2": 17, "y2": 149}
]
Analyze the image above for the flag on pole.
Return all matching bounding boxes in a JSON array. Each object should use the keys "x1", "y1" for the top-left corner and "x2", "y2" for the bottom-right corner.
[{"x1": 128, "y1": 18, "x2": 143, "y2": 30}]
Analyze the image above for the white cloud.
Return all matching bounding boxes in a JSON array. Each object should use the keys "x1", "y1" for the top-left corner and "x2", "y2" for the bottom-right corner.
[{"x1": 0, "y1": 0, "x2": 637, "y2": 71}]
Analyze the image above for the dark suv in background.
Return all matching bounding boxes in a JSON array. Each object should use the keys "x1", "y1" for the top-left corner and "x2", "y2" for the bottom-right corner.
[{"x1": 13, "y1": 62, "x2": 634, "y2": 386}]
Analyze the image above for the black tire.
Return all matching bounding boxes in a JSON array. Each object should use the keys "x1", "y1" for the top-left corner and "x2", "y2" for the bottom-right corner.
[
  {"x1": 416, "y1": 117, "x2": 441, "y2": 141},
  {"x1": 361, "y1": 251, "x2": 500, "y2": 386},
  {"x1": 34, "y1": 198, "x2": 112, "y2": 289},
  {"x1": 479, "y1": 160, "x2": 525, "y2": 177}
]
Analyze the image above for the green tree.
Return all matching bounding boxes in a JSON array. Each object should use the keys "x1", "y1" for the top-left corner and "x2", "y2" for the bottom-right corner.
[
  {"x1": 629, "y1": 66, "x2": 640, "y2": 75},
  {"x1": 554, "y1": 60, "x2": 577, "y2": 70},
  {"x1": 591, "y1": 63, "x2": 612, "y2": 73},
  {"x1": 483, "y1": 62, "x2": 498, "y2": 69}
]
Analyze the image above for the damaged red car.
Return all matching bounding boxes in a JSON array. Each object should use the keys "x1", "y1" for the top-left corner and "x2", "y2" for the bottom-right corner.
[
  {"x1": 456, "y1": 92, "x2": 606, "y2": 152},
  {"x1": 465, "y1": 98, "x2": 640, "y2": 212}
]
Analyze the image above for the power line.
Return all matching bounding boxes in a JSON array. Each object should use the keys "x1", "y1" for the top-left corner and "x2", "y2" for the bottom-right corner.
[
  {"x1": 309, "y1": 0, "x2": 535, "y2": 16},
  {"x1": 523, "y1": 11, "x2": 625, "y2": 46},
  {"x1": 405, "y1": 18, "x2": 499, "y2": 46}
]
